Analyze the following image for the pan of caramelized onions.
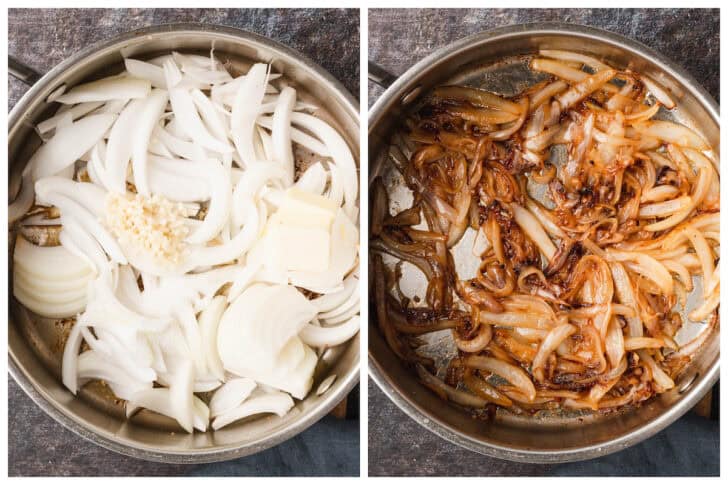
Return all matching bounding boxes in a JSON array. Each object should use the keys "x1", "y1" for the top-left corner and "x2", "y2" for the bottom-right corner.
[{"x1": 369, "y1": 23, "x2": 719, "y2": 462}]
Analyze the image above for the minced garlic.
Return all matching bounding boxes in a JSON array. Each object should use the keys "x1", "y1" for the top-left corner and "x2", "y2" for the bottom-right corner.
[{"x1": 105, "y1": 192, "x2": 189, "y2": 265}]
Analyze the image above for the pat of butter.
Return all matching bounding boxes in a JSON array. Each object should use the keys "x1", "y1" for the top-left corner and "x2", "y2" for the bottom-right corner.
[
  {"x1": 266, "y1": 222, "x2": 331, "y2": 273},
  {"x1": 276, "y1": 187, "x2": 337, "y2": 229}
]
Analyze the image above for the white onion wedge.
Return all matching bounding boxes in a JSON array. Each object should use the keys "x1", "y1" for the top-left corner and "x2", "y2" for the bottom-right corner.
[
  {"x1": 295, "y1": 162, "x2": 328, "y2": 195},
  {"x1": 124, "y1": 58, "x2": 167, "y2": 88},
  {"x1": 640, "y1": 74, "x2": 676, "y2": 109},
  {"x1": 169, "y1": 357, "x2": 195, "y2": 433},
  {"x1": 257, "y1": 116, "x2": 331, "y2": 157},
  {"x1": 55, "y1": 77, "x2": 151, "y2": 104},
  {"x1": 13, "y1": 235, "x2": 93, "y2": 281},
  {"x1": 127, "y1": 388, "x2": 208, "y2": 432},
  {"x1": 290, "y1": 113, "x2": 358, "y2": 218},
  {"x1": 31, "y1": 114, "x2": 117, "y2": 181},
  {"x1": 131, "y1": 89, "x2": 169, "y2": 195},
  {"x1": 272, "y1": 87, "x2": 297, "y2": 185},
  {"x1": 218, "y1": 283, "x2": 318, "y2": 372},
  {"x1": 37, "y1": 102, "x2": 104, "y2": 134},
  {"x1": 198, "y1": 295, "x2": 227, "y2": 382},
  {"x1": 209, "y1": 377, "x2": 257, "y2": 417},
  {"x1": 105, "y1": 98, "x2": 146, "y2": 193},
  {"x1": 185, "y1": 160, "x2": 230, "y2": 244},
  {"x1": 166, "y1": 70, "x2": 233, "y2": 154},
  {"x1": 311, "y1": 273, "x2": 359, "y2": 312},
  {"x1": 35, "y1": 177, "x2": 107, "y2": 217},
  {"x1": 300, "y1": 315, "x2": 360, "y2": 347},
  {"x1": 231, "y1": 63, "x2": 268, "y2": 166},
  {"x1": 212, "y1": 391, "x2": 294, "y2": 430}
]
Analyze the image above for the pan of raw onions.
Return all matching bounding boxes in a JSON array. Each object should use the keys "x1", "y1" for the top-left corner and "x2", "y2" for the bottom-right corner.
[
  {"x1": 368, "y1": 24, "x2": 719, "y2": 463},
  {"x1": 8, "y1": 25, "x2": 359, "y2": 463}
]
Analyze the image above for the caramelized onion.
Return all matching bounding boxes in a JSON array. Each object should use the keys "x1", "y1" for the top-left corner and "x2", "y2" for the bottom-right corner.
[{"x1": 373, "y1": 50, "x2": 719, "y2": 415}]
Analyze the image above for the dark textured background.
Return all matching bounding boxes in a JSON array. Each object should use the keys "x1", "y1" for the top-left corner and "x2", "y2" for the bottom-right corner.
[
  {"x1": 368, "y1": 8, "x2": 719, "y2": 477},
  {"x1": 9, "y1": 7, "x2": 359, "y2": 110},
  {"x1": 8, "y1": 8, "x2": 360, "y2": 477},
  {"x1": 368, "y1": 8, "x2": 719, "y2": 106}
]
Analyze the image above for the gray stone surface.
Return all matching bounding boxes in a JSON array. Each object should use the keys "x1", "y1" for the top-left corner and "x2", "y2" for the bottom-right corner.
[
  {"x1": 368, "y1": 8, "x2": 719, "y2": 106},
  {"x1": 368, "y1": 8, "x2": 719, "y2": 477},
  {"x1": 9, "y1": 377, "x2": 359, "y2": 477},
  {"x1": 9, "y1": 7, "x2": 359, "y2": 111},
  {"x1": 8, "y1": 8, "x2": 359, "y2": 477},
  {"x1": 368, "y1": 380, "x2": 718, "y2": 477}
]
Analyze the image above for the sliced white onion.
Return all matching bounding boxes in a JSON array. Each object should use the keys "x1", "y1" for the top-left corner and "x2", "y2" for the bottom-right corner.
[
  {"x1": 640, "y1": 74, "x2": 676, "y2": 109},
  {"x1": 31, "y1": 114, "x2": 117, "y2": 181},
  {"x1": 124, "y1": 58, "x2": 167, "y2": 88},
  {"x1": 106, "y1": 99, "x2": 145, "y2": 194},
  {"x1": 257, "y1": 116, "x2": 331, "y2": 157},
  {"x1": 209, "y1": 377, "x2": 257, "y2": 417},
  {"x1": 633, "y1": 120, "x2": 708, "y2": 150},
  {"x1": 510, "y1": 203, "x2": 557, "y2": 261},
  {"x1": 637, "y1": 350, "x2": 674, "y2": 392},
  {"x1": 290, "y1": 113, "x2": 358, "y2": 218},
  {"x1": 166, "y1": 62, "x2": 233, "y2": 154},
  {"x1": 231, "y1": 63, "x2": 268, "y2": 166},
  {"x1": 169, "y1": 357, "x2": 195, "y2": 433},
  {"x1": 296, "y1": 162, "x2": 328, "y2": 195},
  {"x1": 212, "y1": 391, "x2": 294, "y2": 430},
  {"x1": 272, "y1": 87, "x2": 297, "y2": 185},
  {"x1": 311, "y1": 273, "x2": 359, "y2": 312},
  {"x1": 131, "y1": 89, "x2": 169, "y2": 195},
  {"x1": 55, "y1": 77, "x2": 151, "y2": 104},
  {"x1": 37, "y1": 101, "x2": 104, "y2": 134},
  {"x1": 300, "y1": 315, "x2": 360, "y2": 347},
  {"x1": 198, "y1": 295, "x2": 227, "y2": 381}
]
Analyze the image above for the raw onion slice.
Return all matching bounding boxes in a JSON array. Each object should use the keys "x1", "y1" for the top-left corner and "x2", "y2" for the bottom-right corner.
[
  {"x1": 231, "y1": 63, "x2": 268, "y2": 166},
  {"x1": 290, "y1": 113, "x2": 358, "y2": 218},
  {"x1": 209, "y1": 377, "x2": 257, "y2": 417},
  {"x1": 31, "y1": 114, "x2": 117, "y2": 181},
  {"x1": 131, "y1": 89, "x2": 169, "y2": 195},
  {"x1": 272, "y1": 86, "x2": 297, "y2": 185},
  {"x1": 299, "y1": 315, "x2": 360, "y2": 347},
  {"x1": 105, "y1": 98, "x2": 147, "y2": 193},
  {"x1": 212, "y1": 391, "x2": 294, "y2": 430},
  {"x1": 55, "y1": 77, "x2": 151, "y2": 104}
]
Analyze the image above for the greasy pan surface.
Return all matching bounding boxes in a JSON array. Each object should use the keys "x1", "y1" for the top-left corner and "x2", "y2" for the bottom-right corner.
[
  {"x1": 8, "y1": 24, "x2": 360, "y2": 463},
  {"x1": 368, "y1": 23, "x2": 719, "y2": 463}
]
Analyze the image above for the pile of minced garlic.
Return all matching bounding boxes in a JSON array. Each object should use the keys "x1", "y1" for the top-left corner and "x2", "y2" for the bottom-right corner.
[{"x1": 105, "y1": 192, "x2": 189, "y2": 265}]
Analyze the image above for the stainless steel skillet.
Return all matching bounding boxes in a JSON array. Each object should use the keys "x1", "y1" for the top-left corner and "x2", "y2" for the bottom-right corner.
[
  {"x1": 8, "y1": 23, "x2": 360, "y2": 464},
  {"x1": 368, "y1": 22, "x2": 719, "y2": 463}
]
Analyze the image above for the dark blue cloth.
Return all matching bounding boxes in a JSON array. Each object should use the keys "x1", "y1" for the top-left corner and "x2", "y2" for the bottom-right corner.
[
  {"x1": 8, "y1": 376, "x2": 359, "y2": 476},
  {"x1": 551, "y1": 413, "x2": 719, "y2": 476},
  {"x1": 190, "y1": 415, "x2": 360, "y2": 476}
]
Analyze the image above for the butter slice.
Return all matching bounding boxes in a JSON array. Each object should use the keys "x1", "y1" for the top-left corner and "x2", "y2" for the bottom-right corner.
[
  {"x1": 266, "y1": 222, "x2": 331, "y2": 273},
  {"x1": 276, "y1": 187, "x2": 337, "y2": 229}
]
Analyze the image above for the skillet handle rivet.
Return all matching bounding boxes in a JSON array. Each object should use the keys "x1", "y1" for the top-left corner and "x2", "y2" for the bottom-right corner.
[
  {"x1": 678, "y1": 372, "x2": 699, "y2": 394},
  {"x1": 401, "y1": 85, "x2": 422, "y2": 106}
]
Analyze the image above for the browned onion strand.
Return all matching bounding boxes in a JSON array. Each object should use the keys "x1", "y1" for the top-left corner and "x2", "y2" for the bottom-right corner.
[{"x1": 371, "y1": 52, "x2": 719, "y2": 414}]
